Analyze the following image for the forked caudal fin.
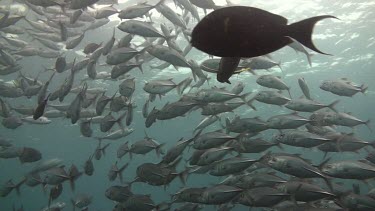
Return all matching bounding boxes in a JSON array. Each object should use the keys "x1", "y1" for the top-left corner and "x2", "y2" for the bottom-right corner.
[{"x1": 287, "y1": 15, "x2": 339, "y2": 55}]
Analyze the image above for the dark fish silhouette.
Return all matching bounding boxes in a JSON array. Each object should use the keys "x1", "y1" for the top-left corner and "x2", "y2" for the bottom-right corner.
[
  {"x1": 33, "y1": 94, "x2": 50, "y2": 120},
  {"x1": 191, "y1": 6, "x2": 337, "y2": 83}
]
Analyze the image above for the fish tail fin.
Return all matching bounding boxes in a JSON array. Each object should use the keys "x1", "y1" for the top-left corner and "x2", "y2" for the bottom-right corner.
[
  {"x1": 68, "y1": 178, "x2": 76, "y2": 192},
  {"x1": 101, "y1": 143, "x2": 110, "y2": 157},
  {"x1": 191, "y1": 69, "x2": 198, "y2": 82},
  {"x1": 68, "y1": 165, "x2": 81, "y2": 191},
  {"x1": 192, "y1": 129, "x2": 203, "y2": 142},
  {"x1": 155, "y1": 143, "x2": 166, "y2": 157},
  {"x1": 307, "y1": 52, "x2": 314, "y2": 67},
  {"x1": 215, "y1": 115, "x2": 224, "y2": 130},
  {"x1": 246, "y1": 97, "x2": 257, "y2": 111},
  {"x1": 48, "y1": 194, "x2": 52, "y2": 208},
  {"x1": 328, "y1": 100, "x2": 340, "y2": 112},
  {"x1": 205, "y1": 75, "x2": 211, "y2": 85},
  {"x1": 118, "y1": 163, "x2": 129, "y2": 183},
  {"x1": 137, "y1": 63, "x2": 144, "y2": 73},
  {"x1": 116, "y1": 112, "x2": 127, "y2": 133},
  {"x1": 126, "y1": 178, "x2": 137, "y2": 189},
  {"x1": 287, "y1": 15, "x2": 338, "y2": 55},
  {"x1": 226, "y1": 0, "x2": 234, "y2": 6},
  {"x1": 14, "y1": 179, "x2": 25, "y2": 196},
  {"x1": 225, "y1": 117, "x2": 231, "y2": 134},
  {"x1": 155, "y1": 0, "x2": 166, "y2": 8},
  {"x1": 178, "y1": 169, "x2": 189, "y2": 185},
  {"x1": 121, "y1": 141, "x2": 129, "y2": 157},
  {"x1": 276, "y1": 141, "x2": 284, "y2": 150},
  {"x1": 287, "y1": 88, "x2": 292, "y2": 99},
  {"x1": 71, "y1": 199, "x2": 76, "y2": 211},
  {"x1": 360, "y1": 84, "x2": 368, "y2": 94},
  {"x1": 365, "y1": 119, "x2": 372, "y2": 133},
  {"x1": 277, "y1": 60, "x2": 283, "y2": 74},
  {"x1": 176, "y1": 80, "x2": 186, "y2": 95},
  {"x1": 318, "y1": 157, "x2": 331, "y2": 169},
  {"x1": 239, "y1": 92, "x2": 251, "y2": 102},
  {"x1": 42, "y1": 65, "x2": 55, "y2": 72},
  {"x1": 324, "y1": 177, "x2": 334, "y2": 192},
  {"x1": 370, "y1": 141, "x2": 375, "y2": 150}
]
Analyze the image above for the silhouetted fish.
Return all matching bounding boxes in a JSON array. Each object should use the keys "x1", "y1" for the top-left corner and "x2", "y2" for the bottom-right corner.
[
  {"x1": 191, "y1": 6, "x2": 337, "y2": 83},
  {"x1": 33, "y1": 94, "x2": 50, "y2": 120}
]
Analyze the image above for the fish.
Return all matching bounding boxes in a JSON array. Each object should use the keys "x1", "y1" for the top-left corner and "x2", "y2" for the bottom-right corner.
[
  {"x1": 100, "y1": 112, "x2": 126, "y2": 133},
  {"x1": 251, "y1": 90, "x2": 291, "y2": 106},
  {"x1": 194, "y1": 115, "x2": 221, "y2": 133},
  {"x1": 267, "y1": 112, "x2": 312, "y2": 129},
  {"x1": 120, "y1": 133, "x2": 165, "y2": 159},
  {"x1": 235, "y1": 187, "x2": 289, "y2": 207},
  {"x1": 143, "y1": 78, "x2": 184, "y2": 97},
  {"x1": 22, "y1": 116, "x2": 51, "y2": 124},
  {"x1": 18, "y1": 147, "x2": 42, "y2": 163},
  {"x1": 285, "y1": 98, "x2": 339, "y2": 113},
  {"x1": 105, "y1": 185, "x2": 133, "y2": 203},
  {"x1": 0, "y1": 1, "x2": 373, "y2": 211},
  {"x1": 256, "y1": 75, "x2": 291, "y2": 97},
  {"x1": 321, "y1": 160, "x2": 375, "y2": 180},
  {"x1": 95, "y1": 5, "x2": 118, "y2": 19},
  {"x1": 117, "y1": 0, "x2": 165, "y2": 20},
  {"x1": 65, "y1": 32, "x2": 85, "y2": 49},
  {"x1": 320, "y1": 78, "x2": 368, "y2": 97},
  {"x1": 71, "y1": 193, "x2": 92, "y2": 211},
  {"x1": 118, "y1": 20, "x2": 164, "y2": 38},
  {"x1": 156, "y1": 100, "x2": 200, "y2": 120},
  {"x1": 119, "y1": 77, "x2": 135, "y2": 98},
  {"x1": 106, "y1": 47, "x2": 143, "y2": 65},
  {"x1": 209, "y1": 157, "x2": 258, "y2": 176},
  {"x1": 80, "y1": 118, "x2": 93, "y2": 137},
  {"x1": 201, "y1": 185, "x2": 242, "y2": 204},
  {"x1": 108, "y1": 161, "x2": 129, "y2": 182},
  {"x1": 273, "y1": 130, "x2": 332, "y2": 148},
  {"x1": 33, "y1": 94, "x2": 50, "y2": 120},
  {"x1": 156, "y1": 2, "x2": 187, "y2": 29},
  {"x1": 146, "y1": 44, "x2": 191, "y2": 68},
  {"x1": 191, "y1": 6, "x2": 336, "y2": 82}
]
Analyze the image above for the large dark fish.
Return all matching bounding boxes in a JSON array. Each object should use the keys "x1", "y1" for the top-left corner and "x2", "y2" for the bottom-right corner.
[{"x1": 191, "y1": 6, "x2": 337, "y2": 83}]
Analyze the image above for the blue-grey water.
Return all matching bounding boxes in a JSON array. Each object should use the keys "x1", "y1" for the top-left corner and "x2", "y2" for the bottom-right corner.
[{"x1": 1, "y1": 0, "x2": 375, "y2": 210}]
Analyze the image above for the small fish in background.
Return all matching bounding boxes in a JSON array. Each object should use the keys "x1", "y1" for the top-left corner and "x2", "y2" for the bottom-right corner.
[
  {"x1": 48, "y1": 184, "x2": 63, "y2": 207},
  {"x1": 0, "y1": 179, "x2": 24, "y2": 197},
  {"x1": 33, "y1": 93, "x2": 50, "y2": 120},
  {"x1": 71, "y1": 193, "x2": 92, "y2": 211},
  {"x1": 298, "y1": 77, "x2": 312, "y2": 100},
  {"x1": 320, "y1": 78, "x2": 368, "y2": 97},
  {"x1": 108, "y1": 161, "x2": 129, "y2": 182}
]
